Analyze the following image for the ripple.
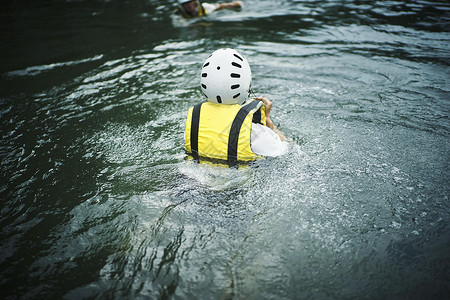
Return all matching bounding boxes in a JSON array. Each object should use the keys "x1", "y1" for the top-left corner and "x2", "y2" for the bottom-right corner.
[{"x1": 5, "y1": 55, "x2": 104, "y2": 77}]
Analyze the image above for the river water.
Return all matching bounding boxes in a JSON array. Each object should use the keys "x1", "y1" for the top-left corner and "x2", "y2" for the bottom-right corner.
[{"x1": 1, "y1": 0, "x2": 449, "y2": 299}]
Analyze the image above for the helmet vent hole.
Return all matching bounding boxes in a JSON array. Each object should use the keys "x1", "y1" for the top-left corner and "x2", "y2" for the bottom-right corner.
[
  {"x1": 216, "y1": 95, "x2": 222, "y2": 103},
  {"x1": 232, "y1": 62, "x2": 242, "y2": 68},
  {"x1": 202, "y1": 73, "x2": 207, "y2": 77},
  {"x1": 233, "y1": 93, "x2": 241, "y2": 99},
  {"x1": 231, "y1": 73, "x2": 240, "y2": 78},
  {"x1": 202, "y1": 84, "x2": 207, "y2": 89},
  {"x1": 231, "y1": 84, "x2": 240, "y2": 89},
  {"x1": 203, "y1": 62, "x2": 210, "y2": 68},
  {"x1": 217, "y1": 66, "x2": 221, "y2": 70},
  {"x1": 234, "y1": 54, "x2": 243, "y2": 61}
]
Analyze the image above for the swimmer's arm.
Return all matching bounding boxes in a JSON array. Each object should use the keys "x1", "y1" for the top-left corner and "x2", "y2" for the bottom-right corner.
[
  {"x1": 214, "y1": 1, "x2": 243, "y2": 11},
  {"x1": 253, "y1": 96, "x2": 287, "y2": 141},
  {"x1": 266, "y1": 117, "x2": 287, "y2": 141}
]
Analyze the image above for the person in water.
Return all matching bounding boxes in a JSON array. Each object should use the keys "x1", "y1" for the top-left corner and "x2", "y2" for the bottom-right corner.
[
  {"x1": 177, "y1": 0, "x2": 243, "y2": 18},
  {"x1": 185, "y1": 48, "x2": 287, "y2": 164}
]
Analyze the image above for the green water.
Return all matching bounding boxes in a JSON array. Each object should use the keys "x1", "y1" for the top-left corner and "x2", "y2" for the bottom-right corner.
[{"x1": 1, "y1": 0, "x2": 449, "y2": 299}]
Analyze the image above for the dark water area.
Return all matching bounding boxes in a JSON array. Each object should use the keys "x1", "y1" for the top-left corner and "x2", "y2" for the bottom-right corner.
[{"x1": 1, "y1": 0, "x2": 449, "y2": 299}]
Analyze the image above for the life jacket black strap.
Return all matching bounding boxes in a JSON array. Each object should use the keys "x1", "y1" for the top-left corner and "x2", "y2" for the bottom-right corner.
[
  {"x1": 227, "y1": 100, "x2": 260, "y2": 164},
  {"x1": 252, "y1": 107, "x2": 262, "y2": 124},
  {"x1": 190, "y1": 102, "x2": 202, "y2": 159}
]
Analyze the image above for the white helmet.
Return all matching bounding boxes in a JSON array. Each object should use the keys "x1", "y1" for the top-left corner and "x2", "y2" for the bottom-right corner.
[
  {"x1": 178, "y1": 0, "x2": 192, "y2": 4},
  {"x1": 200, "y1": 48, "x2": 252, "y2": 105}
]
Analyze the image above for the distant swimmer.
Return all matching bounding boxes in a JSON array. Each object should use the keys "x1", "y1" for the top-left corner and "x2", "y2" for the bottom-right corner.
[
  {"x1": 185, "y1": 48, "x2": 287, "y2": 165},
  {"x1": 176, "y1": 0, "x2": 243, "y2": 18}
]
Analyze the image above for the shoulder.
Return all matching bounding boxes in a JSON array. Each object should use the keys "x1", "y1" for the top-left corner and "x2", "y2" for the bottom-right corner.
[
  {"x1": 201, "y1": 3, "x2": 217, "y2": 14},
  {"x1": 251, "y1": 123, "x2": 288, "y2": 157},
  {"x1": 251, "y1": 123, "x2": 278, "y2": 140}
]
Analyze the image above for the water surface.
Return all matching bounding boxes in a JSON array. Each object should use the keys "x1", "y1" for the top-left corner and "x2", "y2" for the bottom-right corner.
[{"x1": 1, "y1": 0, "x2": 449, "y2": 299}]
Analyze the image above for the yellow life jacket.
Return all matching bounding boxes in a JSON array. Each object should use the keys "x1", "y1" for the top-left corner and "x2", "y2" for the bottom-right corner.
[
  {"x1": 185, "y1": 100, "x2": 267, "y2": 164},
  {"x1": 197, "y1": 1, "x2": 207, "y2": 17}
]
